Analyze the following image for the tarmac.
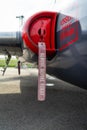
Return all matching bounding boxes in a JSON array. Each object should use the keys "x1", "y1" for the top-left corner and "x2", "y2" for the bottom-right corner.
[{"x1": 0, "y1": 68, "x2": 87, "y2": 130}]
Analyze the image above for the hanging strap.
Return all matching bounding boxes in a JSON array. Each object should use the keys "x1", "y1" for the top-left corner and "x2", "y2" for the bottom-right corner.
[{"x1": 38, "y1": 42, "x2": 46, "y2": 101}]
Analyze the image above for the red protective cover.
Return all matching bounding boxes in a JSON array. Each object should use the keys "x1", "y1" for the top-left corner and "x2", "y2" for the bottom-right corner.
[{"x1": 22, "y1": 12, "x2": 57, "y2": 57}]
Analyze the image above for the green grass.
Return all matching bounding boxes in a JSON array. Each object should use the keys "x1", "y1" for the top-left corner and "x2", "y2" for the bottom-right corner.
[
  {"x1": 0, "y1": 59, "x2": 36, "y2": 68},
  {"x1": 0, "y1": 59, "x2": 18, "y2": 67}
]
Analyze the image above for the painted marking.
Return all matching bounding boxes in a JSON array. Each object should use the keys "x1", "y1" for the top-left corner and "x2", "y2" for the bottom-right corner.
[
  {"x1": 58, "y1": 2, "x2": 79, "y2": 51},
  {"x1": 38, "y1": 42, "x2": 46, "y2": 101},
  {"x1": 60, "y1": 16, "x2": 72, "y2": 26},
  {"x1": 59, "y1": 16, "x2": 78, "y2": 51}
]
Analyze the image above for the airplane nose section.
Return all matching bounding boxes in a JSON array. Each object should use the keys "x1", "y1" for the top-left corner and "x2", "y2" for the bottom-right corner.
[
  {"x1": 22, "y1": 12, "x2": 58, "y2": 58},
  {"x1": 22, "y1": 11, "x2": 81, "y2": 59}
]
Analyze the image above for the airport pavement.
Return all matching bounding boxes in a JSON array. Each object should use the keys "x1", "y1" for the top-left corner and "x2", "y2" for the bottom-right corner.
[{"x1": 0, "y1": 68, "x2": 87, "y2": 130}]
